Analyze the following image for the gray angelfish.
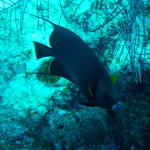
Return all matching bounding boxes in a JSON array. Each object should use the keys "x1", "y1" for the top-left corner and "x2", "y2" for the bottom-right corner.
[{"x1": 32, "y1": 15, "x2": 119, "y2": 110}]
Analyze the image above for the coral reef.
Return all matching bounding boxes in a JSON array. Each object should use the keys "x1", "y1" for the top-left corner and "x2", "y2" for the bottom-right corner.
[{"x1": 0, "y1": 0, "x2": 149, "y2": 150}]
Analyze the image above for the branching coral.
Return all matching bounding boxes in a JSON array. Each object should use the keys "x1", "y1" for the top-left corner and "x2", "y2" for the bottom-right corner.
[{"x1": 0, "y1": 0, "x2": 29, "y2": 39}]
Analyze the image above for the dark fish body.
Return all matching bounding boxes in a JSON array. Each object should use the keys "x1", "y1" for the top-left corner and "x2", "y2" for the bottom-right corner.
[{"x1": 33, "y1": 15, "x2": 115, "y2": 109}]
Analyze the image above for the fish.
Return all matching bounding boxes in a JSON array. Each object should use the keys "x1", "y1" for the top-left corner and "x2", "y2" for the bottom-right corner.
[{"x1": 32, "y1": 15, "x2": 118, "y2": 110}]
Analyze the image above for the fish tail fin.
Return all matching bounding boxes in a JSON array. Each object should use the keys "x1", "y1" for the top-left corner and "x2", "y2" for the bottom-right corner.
[{"x1": 33, "y1": 42, "x2": 55, "y2": 59}]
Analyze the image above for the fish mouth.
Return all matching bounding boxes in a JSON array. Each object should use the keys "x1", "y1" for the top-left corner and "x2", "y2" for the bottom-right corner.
[{"x1": 112, "y1": 101, "x2": 122, "y2": 111}]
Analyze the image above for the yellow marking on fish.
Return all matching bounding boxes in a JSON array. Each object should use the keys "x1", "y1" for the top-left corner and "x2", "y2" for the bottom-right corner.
[
  {"x1": 110, "y1": 74, "x2": 119, "y2": 84},
  {"x1": 63, "y1": 86, "x2": 68, "y2": 94},
  {"x1": 88, "y1": 86, "x2": 94, "y2": 97}
]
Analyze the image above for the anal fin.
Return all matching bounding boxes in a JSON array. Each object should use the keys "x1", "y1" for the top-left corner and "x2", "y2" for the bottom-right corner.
[{"x1": 50, "y1": 59, "x2": 74, "y2": 82}]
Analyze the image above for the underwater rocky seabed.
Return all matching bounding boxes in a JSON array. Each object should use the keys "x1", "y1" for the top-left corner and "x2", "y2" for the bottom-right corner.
[{"x1": 0, "y1": 0, "x2": 150, "y2": 150}]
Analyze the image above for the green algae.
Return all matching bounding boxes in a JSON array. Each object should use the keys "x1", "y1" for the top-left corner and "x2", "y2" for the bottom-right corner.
[{"x1": 37, "y1": 58, "x2": 60, "y2": 84}]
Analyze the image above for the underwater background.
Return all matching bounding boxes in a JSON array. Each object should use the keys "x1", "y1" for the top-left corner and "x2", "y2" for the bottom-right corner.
[{"x1": 0, "y1": 0, "x2": 150, "y2": 150}]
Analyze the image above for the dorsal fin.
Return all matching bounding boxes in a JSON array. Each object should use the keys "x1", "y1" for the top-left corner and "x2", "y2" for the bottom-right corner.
[
  {"x1": 30, "y1": 14, "x2": 64, "y2": 49},
  {"x1": 33, "y1": 42, "x2": 55, "y2": 58},
  {"x1": 30, "y1": 14, "x2": 57, "y2": 27},
  {"x1": 30, "y1": 14, "x2": 86, "y2": 50}
]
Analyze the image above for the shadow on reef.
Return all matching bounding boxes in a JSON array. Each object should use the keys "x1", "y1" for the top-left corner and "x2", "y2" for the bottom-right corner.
[
  {"x1": 108, "y1": 68, "x2": 150, "y2": 150},
  {"x1": 0, "y1": 69, "x2": 149, "y2": 150}
]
